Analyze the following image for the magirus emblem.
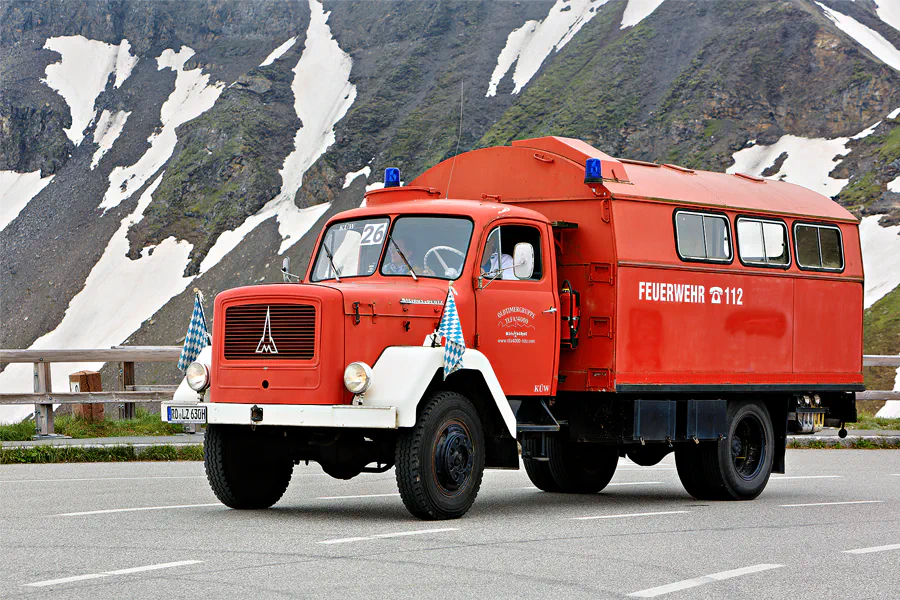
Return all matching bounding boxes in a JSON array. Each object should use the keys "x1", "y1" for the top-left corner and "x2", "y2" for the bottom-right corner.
[{"x1": 255, "y1": 307, "x2": 278, "y2": 354}]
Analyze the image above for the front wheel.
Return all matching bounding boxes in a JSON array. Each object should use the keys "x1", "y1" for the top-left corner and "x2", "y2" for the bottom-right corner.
[
  {"x1": 395, "y1": 391, "x2": 485, "y2": 520},
  {"x1": 205, "y1": 424, "x2": 293, "y2": 509}
]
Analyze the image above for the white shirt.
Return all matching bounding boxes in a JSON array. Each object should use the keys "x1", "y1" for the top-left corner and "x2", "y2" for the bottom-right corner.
[{"x1": 489, "y1": 253, "x2": 515, "y2": 280}]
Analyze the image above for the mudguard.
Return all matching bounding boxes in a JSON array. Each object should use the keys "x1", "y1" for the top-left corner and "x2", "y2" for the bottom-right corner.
[{"x1": 363, "y1": 346, "x2": 517, "y2": 437}]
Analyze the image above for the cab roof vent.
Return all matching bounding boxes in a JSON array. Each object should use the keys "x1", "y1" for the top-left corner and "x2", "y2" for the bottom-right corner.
[
  {"x1": 662, "y1": 163, "x2": 695, "y2": 174},
  {"x1": 733, "y1": 172, "x2": 767, "y2": 183}
]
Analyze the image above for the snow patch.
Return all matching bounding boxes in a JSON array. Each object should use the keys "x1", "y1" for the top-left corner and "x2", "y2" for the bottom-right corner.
[
  {"x1": 90, "y1": 109, "x2": 131, "y2": 169},
  {"x1": 0, "y1": 174, "x2": 195, "y2": 424},
  {"x1": 200, "y1": 200, "x2": 331, "y2": 274},
  {"x1": 100, "y1": 47, "x2": 223, "y2": 211},
  {"x1": 727, "y1": 134, "x2": 850, "y2": 197},
  {"x1": 486, "y1": 20, "x2": 538, "y2": 97},
  {"x1": 42, "y1": 36, "x2": 138, "y2": 145},
  {"x1": 0, "y1": 170, "x2": 55, "y2": 232},
  {"x1": 874, "y1": 0, "x2": 900, "y2": 33},
  {"x1": 343, "y1": 166, "x2": 371, "y2": 189},
  {"x1": 260, "y1": 36, "x2": 298, "y2": 66},
  {"x1": 851, "y1": 120, "x2": 880, "y2": 139},
  {"x1": 889, "y1": 107, "x2": 900, "y2": 120},
  {"x1": 621, "y1": 0, "x2": 667, "y2": 29},
  {"x1": 196, "y1": 0, "x2": 355, "y2": 269},
  {"x1": 486, "y1": 0, "x2": 610, "y2": 96},
  {"x1": 888, "y1": 175, "x2": 900, "y2": 193},
  {"x1": 817, "y1": 2, "x2": 900, "y2": 72},
  {"x1": 859, "y1": 215, "x2": 900, "y2": 309}
]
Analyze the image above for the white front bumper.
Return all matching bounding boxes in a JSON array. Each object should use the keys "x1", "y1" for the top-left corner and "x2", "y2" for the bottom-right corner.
[{"x1": 162, "y1": 402, "x2": 398, "y2": 429}]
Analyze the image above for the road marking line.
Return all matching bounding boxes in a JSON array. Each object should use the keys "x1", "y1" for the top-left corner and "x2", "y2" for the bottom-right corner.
[
  {"x1": 54, "y1": 503, "x2": 221, "y2": 517},
  {"x1": 25, "y1": 560, "x2": 203, "y2": 587},
  {"x1": 779, "y1": 500, "x2": 883, "y2": 508},
  {"x1": 318, "y1": 528, "x2": 458, "y2": 545},
  {"x1": 769, "y1": 475, "x2": 842, "y2": 480},
  {"x1": 606, "y1": 481, "x2": 662, "y2": 487},
  {"x1": 843, "y1": 543, "x2": 900, "y2": 555},
  {"x1": 316, "y1": 493, "x2": 401, "y2": 500},
  {"x1": 0, "y1": 476, "x2": 207, "y2": 483},
  {"x1": 627, "y1": 564, "x2": 783, "y2": 597},
  {"x1": 573, "y1": 510, "x2": 689, "y2": 521},
  {"x1": 522, "y1": 481, "x2": 662, "y2": 491},
  {"x1": 617, "y1": 467, "x2": 676, "y2": 471}
]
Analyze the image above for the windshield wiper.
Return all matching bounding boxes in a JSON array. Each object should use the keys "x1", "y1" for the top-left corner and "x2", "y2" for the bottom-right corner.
[
  {"x1": 389, "y1": 237, "x2": 418, "y2": 281},
  {"x1": 322, "y1": 242, "x2": 341, "y2": 282}
]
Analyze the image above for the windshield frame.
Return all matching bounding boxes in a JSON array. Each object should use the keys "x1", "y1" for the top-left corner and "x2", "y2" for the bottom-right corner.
[
  {"x1": 379, "y1": 215, "x2": 475, "y2": 281},
  {"x1": 309, "y1": 216, "x2": 392, "y2": 282}
]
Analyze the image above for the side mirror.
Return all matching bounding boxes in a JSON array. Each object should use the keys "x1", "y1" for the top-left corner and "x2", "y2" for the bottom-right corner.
[
  {"x1": 282, "y1": 257, "x2": 291, "y2": 273},
  {"x1": 513, "y1": 243, "x2": 534, "y2": 280}
]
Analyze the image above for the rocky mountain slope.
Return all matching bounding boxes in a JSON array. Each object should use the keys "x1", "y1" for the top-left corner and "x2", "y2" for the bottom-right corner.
[{"x1": 1, "y1": 0, "x2": 899, "y2": 421}]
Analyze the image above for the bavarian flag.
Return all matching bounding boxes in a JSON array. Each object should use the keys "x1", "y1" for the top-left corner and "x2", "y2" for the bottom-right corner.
[
  {"x1": 177, "y1": 290, "x2": 211, "y2": 371},
  {"x1": 437, "y1": 283, "x2": 465, "y2": 379}
]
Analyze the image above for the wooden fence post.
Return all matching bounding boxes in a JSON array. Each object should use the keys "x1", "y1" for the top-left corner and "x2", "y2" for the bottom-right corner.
[
  {"x1": 70, "y1": 371, "x2": 104, "y2": 421},
  {"x1": 119, "y1": 361, "x2": 135, "y2": 419},
  {"x1": 33, "y1": 362, "x2": 53, "y2": 436}
]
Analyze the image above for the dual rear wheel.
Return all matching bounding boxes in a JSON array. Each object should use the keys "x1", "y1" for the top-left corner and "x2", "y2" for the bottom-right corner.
[
  {"x1": 523, "y1": 436, "x2": 619, "y2": 494},
  {"x1": 675, "y1": 400, "x2": 774, "y2": 500}
]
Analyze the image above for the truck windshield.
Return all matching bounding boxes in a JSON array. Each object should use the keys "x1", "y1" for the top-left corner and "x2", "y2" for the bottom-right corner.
[
  {"x1": 381, "y1": 217, "x2": 473, "y2": 280},
  {"x1": 311, "y1": 217, "x2": 390, "y2": 281}
]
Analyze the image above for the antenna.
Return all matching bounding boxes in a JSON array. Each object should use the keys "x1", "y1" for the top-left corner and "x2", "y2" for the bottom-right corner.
[{"x1": 445, "y1": 80, "x2": 464, "y2": 199}]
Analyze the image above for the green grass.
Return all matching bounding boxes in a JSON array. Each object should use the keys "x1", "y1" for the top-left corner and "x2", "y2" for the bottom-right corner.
[
  {"x1": 788, "y1": 437, "x2": 900, "y2": 449},
  {"x1": 0, "y1": 409, "x2": 184, "y2": 442},
  {"x1": 0, "y1": 444, "x2": 204, "y2": 464}
]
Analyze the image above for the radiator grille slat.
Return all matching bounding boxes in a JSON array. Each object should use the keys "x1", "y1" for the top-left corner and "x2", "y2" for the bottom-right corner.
[{"x1": 224, "y1": 304, "x2": 316, "y2": 360}]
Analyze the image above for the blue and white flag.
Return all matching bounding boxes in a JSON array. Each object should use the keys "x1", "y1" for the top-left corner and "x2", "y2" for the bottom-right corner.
[
  {"x1": 178, "y1": 290, "x2": 211, "y2": 371},
  {"x1": 437, "y1": 284, "x2": 465, "y2": 379}
]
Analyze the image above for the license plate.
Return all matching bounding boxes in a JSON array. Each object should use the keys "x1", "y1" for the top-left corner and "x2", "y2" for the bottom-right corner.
[{"x1": 167, "y1": 405, "x2": 207, "y2": 423}]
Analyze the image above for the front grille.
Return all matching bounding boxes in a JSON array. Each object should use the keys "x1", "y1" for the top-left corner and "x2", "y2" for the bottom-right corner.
[{"x1": 224, "y1": 304, "x2": 316, "y2": 360}]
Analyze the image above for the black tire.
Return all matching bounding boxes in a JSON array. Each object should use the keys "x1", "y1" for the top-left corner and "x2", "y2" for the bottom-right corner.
[
  {"x1": 395, "y1": 391, "x2": 485, "y2": 520},
  {"x1": 675, "y1": 442, "x2": 720, "y2": 500},
  {"x1": 205, "y1": 424, "x2": 293, "y2": 509},
  {"x1": 548, "y1": 437, "x2": 619, "y2": 494},
  {"x1": 626, "y1": 446, "x2": 672, "y2": 467},
  {"x1": 676, "y1": 401, "x2": 774, "y2": 501},
  {"x1": 522, "y1": 437, "x2": 561, "y2": 492}
]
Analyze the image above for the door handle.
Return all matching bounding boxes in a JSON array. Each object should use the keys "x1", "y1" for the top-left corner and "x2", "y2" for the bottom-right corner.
[{"x1": 543, "y1": 307, "x2": 557, "y2": 314}]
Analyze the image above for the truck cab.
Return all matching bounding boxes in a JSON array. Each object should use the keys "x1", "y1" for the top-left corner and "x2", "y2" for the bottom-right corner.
[{"x1": 165, "y1": 137, "x2": 863, "y2": 520}]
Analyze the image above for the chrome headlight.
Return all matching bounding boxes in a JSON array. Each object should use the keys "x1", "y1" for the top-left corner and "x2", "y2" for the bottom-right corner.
[
  {"x1": 343, "y1": 362, "x2": 373, "y2": 394},
  {"x1": 185, "y1": 362, "x2": 210, "y2": 392}
]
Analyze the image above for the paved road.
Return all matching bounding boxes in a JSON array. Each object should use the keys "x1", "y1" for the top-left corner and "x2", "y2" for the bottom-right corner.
[{"x1": 1, "y1": 450, "x2": 898, "y2": 599}]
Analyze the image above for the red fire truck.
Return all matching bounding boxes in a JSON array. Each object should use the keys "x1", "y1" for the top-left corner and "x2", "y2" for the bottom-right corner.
[{"x1": 164, "y1": 137, "x2": 862, "y2": 520}]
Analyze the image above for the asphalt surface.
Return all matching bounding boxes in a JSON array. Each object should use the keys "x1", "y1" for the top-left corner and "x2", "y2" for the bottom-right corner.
[{"x1": 1, "y1": 451, "x2": 898, "y2": 599}]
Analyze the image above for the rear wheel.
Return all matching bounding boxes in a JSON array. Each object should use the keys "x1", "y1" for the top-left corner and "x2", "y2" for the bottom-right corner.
[
  {"x1": 548, "y1": 438, "x2": 619, "y2": 494},
  {"x1": 395, "y1": 391, "x2": 485, "y2": 520},
  {"x1": 676, "y1": 400, "x2": 774, "y2": 501},
  {"x1": 522, "y1": 437, "x2": 560, "y2": 492},
  {"x1": 204, "y1": 424, "x2": 293, "y2": 509}
]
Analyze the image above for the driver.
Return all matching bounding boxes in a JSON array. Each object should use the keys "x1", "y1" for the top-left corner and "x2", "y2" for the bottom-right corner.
[
  {"x1": 386, "y1": 238, "x2": 426, "y2": 275},
  {"x1": 482, "y1": 235, "x2": 514, "y2": 280}
]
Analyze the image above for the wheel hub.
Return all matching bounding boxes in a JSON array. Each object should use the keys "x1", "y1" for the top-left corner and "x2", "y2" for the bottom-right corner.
[
  {"x1": 434, "y1": 422, "x2": 474, "y2": 492},
  {"x1": 731, "y1": 414, "x2": 765, "y2": 481}
]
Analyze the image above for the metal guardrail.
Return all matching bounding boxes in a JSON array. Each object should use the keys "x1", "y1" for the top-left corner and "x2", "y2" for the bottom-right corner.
[
  {"x1": 0, "y1": 346, "x2": 182, "y2": 436},
  {"x1": 1, "y1": 350, "x2": 897, "y2": 436}
]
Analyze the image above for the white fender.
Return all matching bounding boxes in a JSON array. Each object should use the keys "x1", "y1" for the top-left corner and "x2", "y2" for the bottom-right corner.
[
  {"x1": 363, "y1": 346, "x2": 517, "y2": 437},
  {"x1": 172, "y1": 345, "x2": 212, "y2": 403}
]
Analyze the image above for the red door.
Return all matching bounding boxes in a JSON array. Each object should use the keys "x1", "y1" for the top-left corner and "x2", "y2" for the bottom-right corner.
[{"x1": 474, "y1": 221, "x2": 559, "y2": 396}]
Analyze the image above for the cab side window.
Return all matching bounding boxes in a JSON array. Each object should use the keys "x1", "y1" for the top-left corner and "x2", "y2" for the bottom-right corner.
[
  {"x1": 674, "y1": 210, "x2": 732, "y2": 262},
  {"x1": 737, "y1": 217, "x2": 790, "y2": 267},
  {"x1": 481, "y1": 225, "x2": 543, "y2": 281},
  {"x1": 794, "y1": 223, "x2": 844, "y2": 271}
]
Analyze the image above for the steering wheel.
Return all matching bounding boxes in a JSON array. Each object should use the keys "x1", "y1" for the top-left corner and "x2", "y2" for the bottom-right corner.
[{"x1": 423, "y1": 245, "x2": 465, "y2": 278}]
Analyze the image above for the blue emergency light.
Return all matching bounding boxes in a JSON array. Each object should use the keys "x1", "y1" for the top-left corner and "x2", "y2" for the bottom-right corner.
[
  {"x1": 384, "y1": 167, "x2": 401, "y2": 188},
  {"x1": 584, "y1": 158, "x2": 603, "y2": 183}
]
